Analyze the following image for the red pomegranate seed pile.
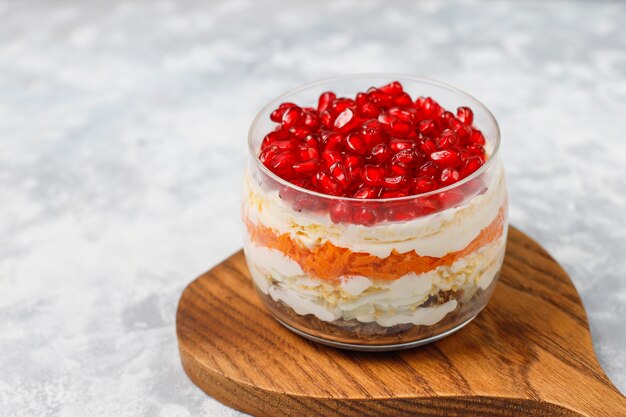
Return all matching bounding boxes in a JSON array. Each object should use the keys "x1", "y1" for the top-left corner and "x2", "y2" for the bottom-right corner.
[{"x1": 258, "y1": 81, "x2": 488, "y2": 224}]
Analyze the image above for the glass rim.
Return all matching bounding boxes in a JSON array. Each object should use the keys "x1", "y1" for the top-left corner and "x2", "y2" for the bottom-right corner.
[{"x1": 247, "y1": 73, "x2": 501, "y2": 202}]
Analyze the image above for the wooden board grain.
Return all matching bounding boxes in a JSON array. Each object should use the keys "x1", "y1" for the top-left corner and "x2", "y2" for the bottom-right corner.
[{"x1": 176, "y1": 227, "x2": 626, "y2": 416}]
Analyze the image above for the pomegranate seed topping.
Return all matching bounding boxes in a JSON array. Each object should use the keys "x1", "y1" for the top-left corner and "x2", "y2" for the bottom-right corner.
[
  {"x1": 392, "y1": 149, "x2": 420, "y2": 167},
  {"x1": 314, "y1": 171, "x2": 342, "y2": 195},
  {"x1": 359, "y1": 102, "x2": 380, "y2": 118},
  {"x1": 390, "y1": 161, "x2": 412, "y2": 176},
  {"x1": 440, "y1": 167, "x2": 460, "y2": 186},
  {"x1": 419, "y1": 161, "x2": 440, "y2": 178},
  {"x1": 281, "y1": 106, "x2": 303, "y2": 128},
  {"x1": 390, "y1": 138, "x2": 417, "y2": 153},
  {"x1": 430, "y1": 149, "x2": 462, "y2": 167},
  {"x1": 329, "y1": 201, "x2": 352, "y2": 224},
  {"x1": 296, "y1": 144, "x2": 319, "y2": 161},
  {"x1": 318, "y1": 92, "x2": 336, "y2": 114},
  {"x1": 457, "y1": 107, "x2": 474, "y2": 126},
  {"x1": 329, "y1": 162, "x2": 350, "y2": 188},
  {"x1": 353, "y1": 186, "x2": 380, "y2": 199},
  {"x1": 370, "y1": 143, "x2": 392, "y2": 164},
  {"x1": 361, "y1": 119, "x2": 383, "y2": 147},
  {"x1": 418, "y1": 119, "x2": 438, "y2": 136},
  {"x1": 379, "y1": 81, "x2": 403, "y2": 96},
  {"x1": 411, "y1": 177, "x2": 436, "y2": 194},
  {"x1": 361, "y1": 164, "x2": 386, "y2": 186},
  {"x1": 324, "y1": 132, "x2": 344, "y2": 151},
  {"x1": 352, "y1": 206, "x2": 379, "y2": 226},
  {"x1": 259, "y1": 81, "x2": 491, "y2": 224},
  {"x1": 333, "y1": 108, "x2": 360, "y2": 133},
  {"x1": 322, "y1": 150, "x2": 342, "y2": 169},
  {"x1": 469, "y1": 129, "x2": 486, "y2": 145},
  {"x1": 269, "y1": 151, "x2": 296, "y2": 177},
  {"x1": 293, "y1": 160, "x2": 319, "y2": 176},
  {"x1": 344, "y1": 132, "x2": 367, "y2": 155},
  {"x1": 436, "y1": 129, "x2": 459, "y2": 150},
  {"x1": 384, "y1": 175, "x2": 409, "y2": 189},
  {"x1": 394, "y1": 92, "x2": 413, "y2": 107}
]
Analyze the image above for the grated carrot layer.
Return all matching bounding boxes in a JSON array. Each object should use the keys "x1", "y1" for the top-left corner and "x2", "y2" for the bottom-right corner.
[{"x1": 245, "y1": 206, "x2": 506, "y2": 281}]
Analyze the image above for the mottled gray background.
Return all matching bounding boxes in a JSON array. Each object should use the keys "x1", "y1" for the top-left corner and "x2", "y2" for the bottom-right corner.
[{"x1": 1, "y1": 0, "x2": 625, "y2": 416}]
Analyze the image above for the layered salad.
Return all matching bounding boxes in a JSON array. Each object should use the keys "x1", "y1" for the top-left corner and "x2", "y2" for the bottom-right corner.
[{"x1": 243, "y1": 79, "x2": 508, "y2": 348}]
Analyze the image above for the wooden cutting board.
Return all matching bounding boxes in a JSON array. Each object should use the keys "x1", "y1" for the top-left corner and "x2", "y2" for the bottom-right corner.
[{"x1": 176, "y1": 227, "x2": 626, "y2": 416}]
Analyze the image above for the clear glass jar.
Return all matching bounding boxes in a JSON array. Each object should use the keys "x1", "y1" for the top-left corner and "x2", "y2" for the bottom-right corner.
[{"x1": 242, "y1": 75, "x2": 508, "y2": 351}]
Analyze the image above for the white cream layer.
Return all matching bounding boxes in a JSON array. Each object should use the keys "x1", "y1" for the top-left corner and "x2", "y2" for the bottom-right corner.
[
  {"x1": 243, "y1": 161, "x2": 506, "y2": 258},
  {"x1": 244, "y1": 236, "x2": 506, "y2": 327}
]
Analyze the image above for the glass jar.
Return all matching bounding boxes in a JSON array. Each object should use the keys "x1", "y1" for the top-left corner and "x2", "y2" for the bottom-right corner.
[{"x1": 242, "y1": 75, "x2": 508, "y2": 351}]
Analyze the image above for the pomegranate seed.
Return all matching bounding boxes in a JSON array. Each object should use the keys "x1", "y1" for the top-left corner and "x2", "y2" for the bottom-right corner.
[
  {"x1": 260, "y1": 145, "x2": 280, "y2": 164},
  {"x1": 352, "y1": 206, "x2": 379, "y2": 226},
  {"x1": 324, "y1": 132, "x2": 344, "y2": 151},
  {"x1": 302, "y1": 111, "x2": 319, "y2": 129},
  {"x1": 388, "y1": 107, "x2": 414, "y2": 122},
  {"x1": 321, "y1": 110, "x2": 332, "y2": 128},
  {"x1": 418, "y1": 119, "x2": 438, "y2": 136},
  {"x1": 344, "y1": 155, "x2": 363, "y2": 180},
  {"x1": 467, "y1": 143, "x2": 486, "y2": 157},
  {"x1": 334, "y1": 108, "x2": 360, "y2": 133},
  {"x1": 329, "y1": 162, "x2": 351, "y2": 188},
  {"x1": 439, "y1": 190, "x2": 464, "y2": 209},
  {"x1": 384, "y1": 175, "x2": 409, "y2": 189},
  {"x1": 293, "y1": 194, "x2": 321, "y2": 212},
  {"x1": 344, "y1": 132, "x2": 367, "y2": 155},
  {"x1": 361, "y1": 164, "x2": 386, "y2": 186},
  {"x1": 296, "y1": 144, "x2": 319, "y2": 161},
  {"x1": 419, "y1": 161, "x2": 440, "y2": 178},
  {"x1": 392, "y1": 149, "x2": 420, "y2": 167},
  {"x1": 269, "y1": 151, "x2": 296, "y2": 177},
  {"x1": 457, "y1": 107, "x2": 473, "y2": 125},
  {"x1": 290, "y1": 126, "x2": 311, "y2": 139},
  {"x1": 440, "y1": 168, "x2": 460, "y2": 186},
  {"x1": 304, "y1": 134, "x2": 319, "y2": 148},
  {"x1": 390, "y1": 138, "x2": 417, "y2": 152},
  {"x1": 370, "y1": 143, "x2": 392, "y2": 164},
  {"x1": 359, "y1": 102, "x2": 380, "y2": 118},
  {"x1": 281, "y1": 106, "x2": 303, "y2": 128},
  {"x1": 293, "y1": 160, "x2": 319, "y2": 177},
  {"x1": 367, "y1": 89, "x2": 394, "y2": 107},
  {"x1": 420, "y1": 139, "x2": 437, "y2": 154},
  {"x1": 390, "y1": 161, "x2": 412, "y2": 175},
  {"x1": 318, "y1": 92, "x2": 336, "y2": 114},
  {"x1": 261, "y1": 131, "x2": 281, "y2": 149},
  {"x1": 273, "y1": 140, "x2": 297, "y2": 151},
  {"x1": 361, "y1": 119, "x2": 383, "y2": 147},
  {"x1": 387, "y1": 204, "x2": 417, "y2": 221},
  {"x1": 430, "y1": 150, "x2": 462, "y2": 167},
  {"x1": 353, "y1": 186, "x2": 380, "y2": 199},
  {"x1": 420, "y1": 97, "x2": 442, "y2": 118},
  {"x1": 379, "y1": 81, "x2": 403, "y2": 96},
  {"x1": 440, "y1": 111, "x2": 455, "y2": 126},
  {"x1": 314, "y1": 171, "x2": 342, "y2": 195},
  {"x1": 332, "y1": 98, "x2": 356, "y2": 113},
  {"x1": 329, "y1": 201, "x2": 352, "y2": 223},
  {"x1": 389, "y1": 119, "x2": 412, "y2": 137},
  {"x1": 322, "y1": 150, "x2": 342, "y2": 169},
  {"x1": 394, "y1": 92, "x2": 413, "y2": 107},
  {"x1": 461, "y1": 155, "x2": 483, "y2": 177},
  {"x1": 355, "y1": 92, "x2": 369, "y2": 106},
  {"x1": 411, "y1": 177, "x2": 436, "y2": 194},
  {"x1": 436, "y1": 129, "x2": 459, "y2": 150},
  {"x1": 469, "y1": 129, "x2": 486, "y2": 145},
  {"x1": 381, "y1": 190, "x2": 408, "y2": 198}
]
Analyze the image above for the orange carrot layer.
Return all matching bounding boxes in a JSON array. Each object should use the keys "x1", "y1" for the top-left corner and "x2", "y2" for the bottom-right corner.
[{"x1": 246, "y1": 206, "x2": 506, "y2": 281}]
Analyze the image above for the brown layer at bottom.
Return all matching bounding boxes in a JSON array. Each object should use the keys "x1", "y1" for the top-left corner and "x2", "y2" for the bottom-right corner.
[{"x1": 257, "y1": 278, "x2": 499, "y2": 346}]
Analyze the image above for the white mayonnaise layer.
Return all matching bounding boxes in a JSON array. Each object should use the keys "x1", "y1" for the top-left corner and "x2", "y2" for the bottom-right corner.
[
  {"x1": 243, "y1": 161, "x2": 506, "y2": 258},
  {"x1": 244, "y1": 236, "x2": 506, "y2": 327}
]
